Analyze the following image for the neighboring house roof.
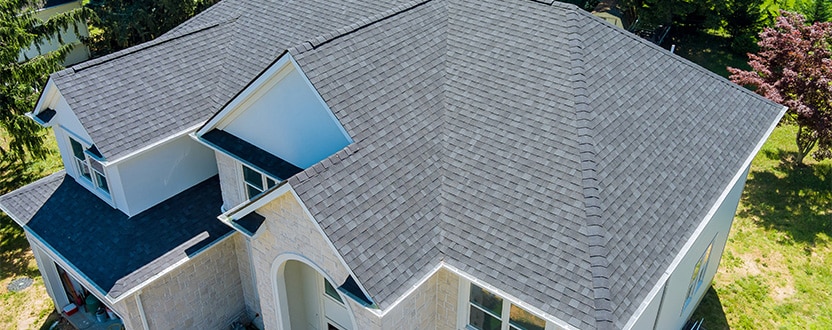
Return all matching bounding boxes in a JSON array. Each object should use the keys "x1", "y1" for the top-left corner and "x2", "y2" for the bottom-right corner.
[
  {"x1": 20, "y1": 0, "x2": 785, "y2": 328},
  {"x1": 0, "y1": 173, "x2": 231, "y2": 299}
]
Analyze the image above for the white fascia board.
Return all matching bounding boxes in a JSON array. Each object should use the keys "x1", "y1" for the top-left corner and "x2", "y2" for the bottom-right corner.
[
  {"x1": 285, "y1": 186, "x2": 378, "y2": 309},
  {"x1": 622, "y1": 105, "x2": 788, "y2": 329},
  {"x1": 217, "y1": 180, "x2": 294, "y2": 238},
  {"x1": 224, "y1": 181, "x2": 382, "y2": 310},
  {"x1": 105, "y1": 122, "x2": 205, "y2": 165},
  {"x1": 31, "y1": 78, "x2": 58, "y2": 117},
  {"x1": 196, "y1": 53, "x2": 294, "y2": 136},
  {"x1": 109, "y1": 231, "x2": 237, "y2": 304}
]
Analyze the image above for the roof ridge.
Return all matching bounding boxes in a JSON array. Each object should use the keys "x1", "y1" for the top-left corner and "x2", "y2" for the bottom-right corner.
[
  {"x1": 567, "y1": 7, "x2": 615, "y2": 329},
  {"x1": 0, "y1": 170, "x2": 65, "y2": 199},
  {"x1": 286, "y1": 0, "x2": 434, "y2": 55},
  {"x1": 62, "y1": 16, "x2": 238, "y2": 75}
]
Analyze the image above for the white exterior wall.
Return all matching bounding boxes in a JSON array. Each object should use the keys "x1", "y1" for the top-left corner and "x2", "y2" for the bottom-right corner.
[
  {"x1": 221, "y1": 65, "x2": 350, "y2": 169},
  {"x1": 20, "y1": 1, "x2": 91, "y2": 66},
  {"x1": 634, "y1": 166, "x2": 750, "y2": 330},
  {"x1": 112, "y1": 134, "x2": 217, "y2": 215}
]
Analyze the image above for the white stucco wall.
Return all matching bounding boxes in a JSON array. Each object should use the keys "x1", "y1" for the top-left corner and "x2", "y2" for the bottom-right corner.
[
  {"x1": 633, "y1": 166, "x2": 750, "y2": 330},
  {"x1": 112, "y1": 134, "x2": 217, "y2": 215},
  {"x1": 222, "y1": 65, "x2": 350, "y2": 169}
]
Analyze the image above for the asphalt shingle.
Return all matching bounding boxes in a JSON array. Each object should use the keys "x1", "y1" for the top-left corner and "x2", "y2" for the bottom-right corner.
[{"x1": 0, "y1": 172, "x2": 231, "y2": 299}]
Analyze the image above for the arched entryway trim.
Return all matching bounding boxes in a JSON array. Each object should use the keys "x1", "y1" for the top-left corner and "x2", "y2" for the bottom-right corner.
[{"x1": 270, "y1": 252, "x2": 358, "y2": 330}]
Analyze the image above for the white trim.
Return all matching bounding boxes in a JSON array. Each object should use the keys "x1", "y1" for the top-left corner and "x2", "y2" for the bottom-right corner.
[
  {"x1": 106, "y1": 122, "x2": 205, "y2": 165},
  {"x1": 135, "y1": 290, "x2": 150, "y2": 330},
  {"x1": 32, "y1": 79, "x2": 58, "y2": 116},
  {"x1": 269, "y1": 252, "x2": 359, "y2": 330},
  {"x1": 622, "y1": 105, "x2": 788, "y2": 329},
  {"x1": 195, "y1": 53, "x2": 351, "y2": 144},
  {"x1": 445, "y1": 263, "x2": 578, "y2": 330},
  {"x1": 110, "y1": 231, "x2": 236, "y2": 303}
]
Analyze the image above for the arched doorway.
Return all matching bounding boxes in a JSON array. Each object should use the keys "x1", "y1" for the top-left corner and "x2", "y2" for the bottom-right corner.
[{"x1": 275, "y1": 259, "x2": 353, "y2": 330}]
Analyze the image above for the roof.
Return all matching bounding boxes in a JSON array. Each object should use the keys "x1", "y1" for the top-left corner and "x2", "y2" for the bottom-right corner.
[
  {"x1": 282, "y1": 0, "x2": 783, "y2": 328},
  {"x1": 50, "y1": 0, "x2": 406, "y2": 161},
  {"x1": 201, "y1": 129, "x2": 302, "y2": 180},
  {"x1": 0, "y1": 172, "x2": 231, "y2": 299},
  {"x1": 39, "y1": 0, "x2": 785, "y2": 328}
]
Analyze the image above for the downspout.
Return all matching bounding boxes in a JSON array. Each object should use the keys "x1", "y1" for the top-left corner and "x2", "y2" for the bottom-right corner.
[{"x1": 136, "y1": 290, "x2": 150, "y2": 330}]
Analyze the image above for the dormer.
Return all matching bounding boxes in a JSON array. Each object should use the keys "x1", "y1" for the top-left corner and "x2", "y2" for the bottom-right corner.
[
  {"x1": 28, "y1": 79, "x2": 218, "y2": 216},
  {"x1": 195, "y1": 53, "x2": 351, "y2": 209}
]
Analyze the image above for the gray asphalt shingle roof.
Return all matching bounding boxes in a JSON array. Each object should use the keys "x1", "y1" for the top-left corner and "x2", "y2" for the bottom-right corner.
[
  {"x1": 0, "y1": 172, "x2": 230, "y2": 299},
  {"x1": 285, "y1": 0, "x2": 783, "y2": 328},
  {"x1": 32, "y1": 0, "x2": 785, "y2": 328}
]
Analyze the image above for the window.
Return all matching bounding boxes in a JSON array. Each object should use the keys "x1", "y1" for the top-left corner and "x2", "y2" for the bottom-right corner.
[
  {"x1": 242, "y1": 164, "x2": 276, "y2": 199},
  {"x1": 70, "y1": 139, "x2": 91, "y2": 181},
  {"x1": 467, "y1": 284, "x2": 545, "y2": 330},
  {"x1": 324, "y1": 278, "x2": 344, "y2": 304},
  {"x1": 69, "y1": 137, "x2": 109, "y2": 195},
  {"x1": 683, "y1": 241, "x2": 714, "y2": 312}
]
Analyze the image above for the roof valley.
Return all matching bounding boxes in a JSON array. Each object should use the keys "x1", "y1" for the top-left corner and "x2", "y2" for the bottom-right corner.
[{"x1": 567, "y1": 8, "x2": 614, "y2": 329}]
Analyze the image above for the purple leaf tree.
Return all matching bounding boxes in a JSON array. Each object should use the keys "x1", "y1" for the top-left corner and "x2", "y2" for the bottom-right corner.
[{"x1": 729, "y1": 11, "x2": 832, "y2": 165}]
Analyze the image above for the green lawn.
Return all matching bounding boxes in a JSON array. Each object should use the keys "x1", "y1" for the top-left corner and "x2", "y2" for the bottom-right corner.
[
  {"x1": 0, "y1": 131, "x2": 63, "y2": 330},
  {"x1": 691, "y1": 125, "x2": 832, "y2": 329}
]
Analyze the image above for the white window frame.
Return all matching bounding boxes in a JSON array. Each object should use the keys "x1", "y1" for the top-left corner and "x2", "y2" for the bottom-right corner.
[
  {"x1": 682, "y1": 239, "x2": 714, "y2": 313},
  {"x1": 459, "y1": 281, "x2": 549, "y2": 330},
  {"x1": 68, "y1": 137, "x2": 110, "y2": 196},
  {"x1": 241, "y1": 163, "x2": 276, "y2": 200}
]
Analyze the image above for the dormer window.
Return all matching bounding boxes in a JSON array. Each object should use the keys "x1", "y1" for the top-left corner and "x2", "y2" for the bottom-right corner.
[
  {"x1": 242, "y1": 164, "x2": 275, "y2": 199},
  {"x1": 69, "y1": 137, "x2": 110, "y2": 195}
]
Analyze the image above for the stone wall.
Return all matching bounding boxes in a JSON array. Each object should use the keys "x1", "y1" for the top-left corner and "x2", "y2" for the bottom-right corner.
[
  {"x1": 216, "y1": 151, "x2": 244, "y2": 209},
  {"x1": 114, "y1": 235, "x2": 245, "y2": 330}
]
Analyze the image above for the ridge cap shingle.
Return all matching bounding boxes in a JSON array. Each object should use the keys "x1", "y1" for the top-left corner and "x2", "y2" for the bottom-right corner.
[{"x1": 566, "y1": 7, "x2": 614, "y2": 329}]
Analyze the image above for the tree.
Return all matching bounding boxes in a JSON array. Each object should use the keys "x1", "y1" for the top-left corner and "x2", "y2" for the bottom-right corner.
[
  {"x1": 87, "y1": 0, "x2": 218, "y2": 54},
  {"x1": 0, "y1": 0, "x2": 92, "y2": 164},
  {"x1": 729, "y1": 11, "x2": 832, "y2": 164}
]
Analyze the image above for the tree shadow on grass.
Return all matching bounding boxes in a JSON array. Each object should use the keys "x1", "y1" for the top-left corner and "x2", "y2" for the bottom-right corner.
[
  {"x1": 690, "y1": 286, "x2": 730, "y2": 330},
  {"x1": 0, "y1": 212, "x2": 40, "y2": 281},
  {"x1": 739, "y1": 149, "x2": 832, "y2": 246}
]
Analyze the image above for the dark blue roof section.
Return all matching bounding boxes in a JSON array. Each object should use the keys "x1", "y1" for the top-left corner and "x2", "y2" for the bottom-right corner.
[
  {"x1": 0, "y1": 171, "x2": 231, "y2": 298},
  {"x1": 232, "y1": 212, "x2": 265, "y2": 236},
  {"x1": 202, "y1": 129, "x2": 303, "y2": 180},
  {"x1": 35, "y1": 109, "x2": 56, "y2": 124}
]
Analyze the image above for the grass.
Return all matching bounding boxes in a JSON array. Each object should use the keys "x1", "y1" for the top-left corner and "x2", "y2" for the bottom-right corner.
[
  {"x1": 690, "y1": 124, "x2": 832, "y2": 329},
  {"x1": 0, "y1": 130, "x2": 63, "y2": 330}
]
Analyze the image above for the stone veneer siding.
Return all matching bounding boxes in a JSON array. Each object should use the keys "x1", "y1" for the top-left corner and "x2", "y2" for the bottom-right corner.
[
  {"x1": 216, "y1": 151, "x2": 245, "y2": 209},
  {"x1": 244, "y1": 190, "x2": 463, "y2": 330},
  {"x1": 112, "y1": 235, "x2": 245, "y2": 330}
]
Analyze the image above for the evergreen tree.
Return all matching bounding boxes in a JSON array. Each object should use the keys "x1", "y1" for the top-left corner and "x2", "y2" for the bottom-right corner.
[{"x1": 0, "y1": 0, "x2": 92, "y2": 164}]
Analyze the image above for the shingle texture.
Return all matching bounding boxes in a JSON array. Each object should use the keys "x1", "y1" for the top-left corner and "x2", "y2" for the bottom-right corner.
[
  {"x1": 37, "y1": 0, "x2": 785, "y2": 328},
  {"x1": 286, "y1": 0, "x2": 783, "y2": 328},
  {"x1": 0, "y1": 172, "x2": 231, "y2": 298}
]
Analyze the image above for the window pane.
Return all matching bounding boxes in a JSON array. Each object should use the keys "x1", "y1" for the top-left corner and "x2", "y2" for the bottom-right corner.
[
  {"x1": 469, "y1": 305, "x2": 501, "y2": 330},
  {"x1": 70, "y1": 139, "x2": 85, "y2": 160},
  {"x1": 469, "y1": 284, "x2": 502, "y2": 317},
  {"x1": 76, "y1": 159, "x2": 91, "y2": 180},
  {"x1": 246, "y1": 184, "x2": 261, "y2": 199},
  {"x1": 94, "y1": 171, "x2": 109, "y2": 193},
  {"x1": 509, "y1": 305, "x2": 545, "y2": 330},
  {"x1": 242, "y1": 165, "x2": 263, "y2": 189},
  {"x1": 266, "y1": 178, "x2": 276, "y2": 189},
  {"x1": 324, "y1": 279, "x2": 343, "y2": 303}
]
